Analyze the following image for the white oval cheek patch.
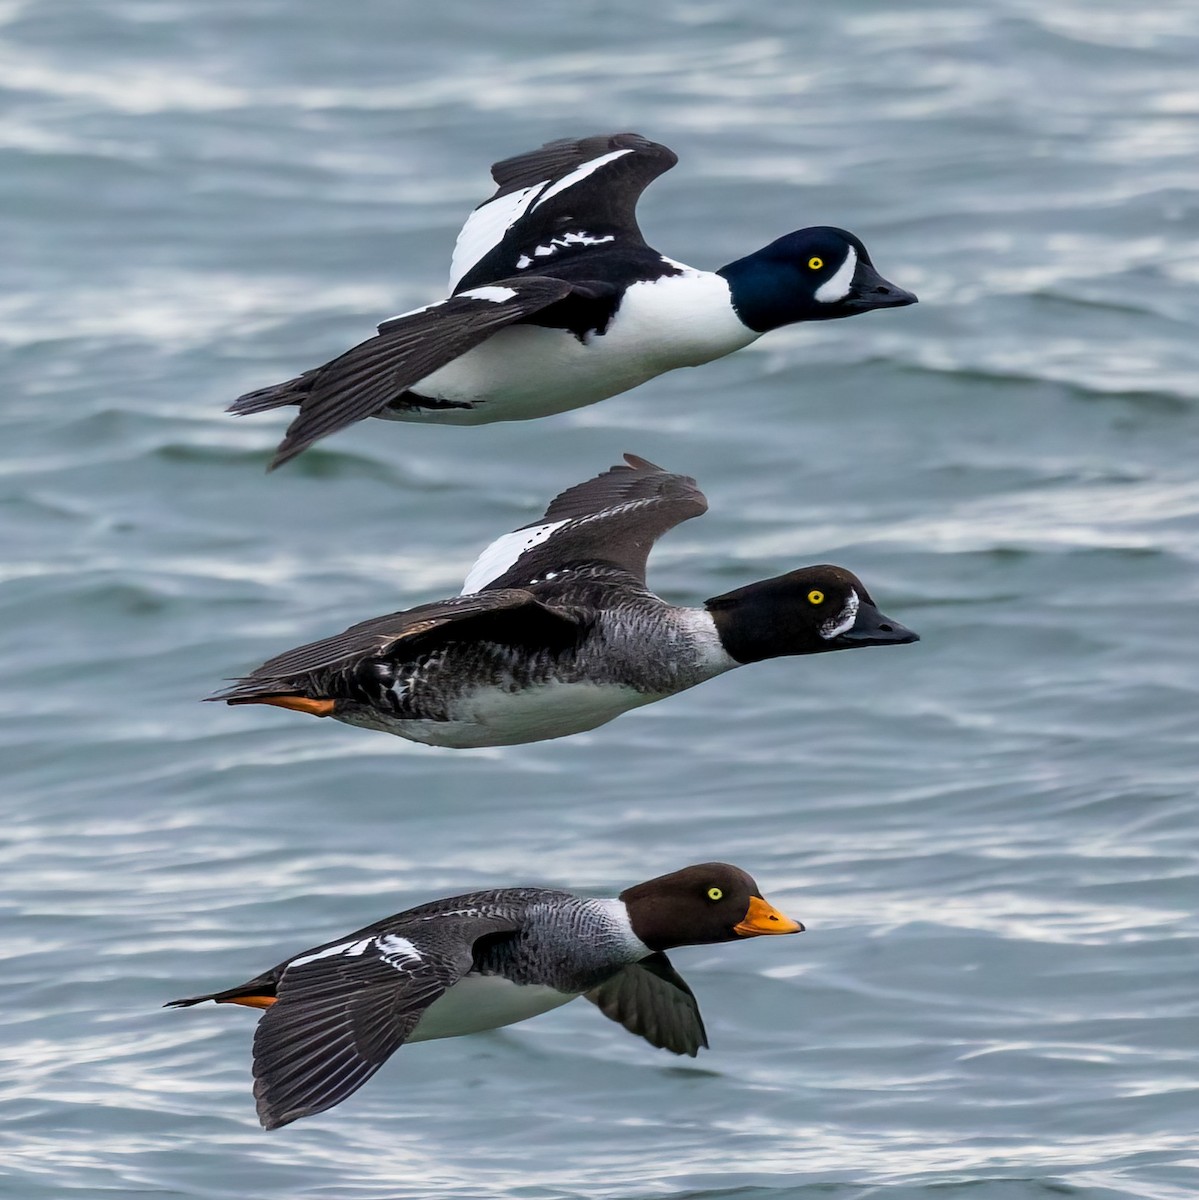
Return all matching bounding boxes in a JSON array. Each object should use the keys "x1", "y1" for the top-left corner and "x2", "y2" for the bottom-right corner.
[
  {"x1": 815, "y1": 245, "x2": 857, "y2": 303},
  {"x1": 820, "y1": 589, "x2": 860, "y2": 639}
]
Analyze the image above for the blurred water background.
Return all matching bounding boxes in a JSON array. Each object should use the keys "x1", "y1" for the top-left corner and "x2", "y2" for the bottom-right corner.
[{"x1": 2, "y1": 1, "x2": 1198, "y2": 1197}]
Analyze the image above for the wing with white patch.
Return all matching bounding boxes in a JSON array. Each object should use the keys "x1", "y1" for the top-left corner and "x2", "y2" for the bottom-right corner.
[
  {"x1": 265, "y1": 275, "x2": 604, "y2": 468},
  {"x1": 449, "y1": 132, "x2": 678, "y2": 292},
  {"x1": 462, "y1": 453, "x2": 708, "y2": 593},
  {"x1": 584, "y1": 952, "x2": 708, "y2": 1057},
  {"x1": 212, "y1": 589, "x2": 586, "y2": 705},
  {"x1": 251, "y1": 914, "x2": 523, "y2": 1130}
]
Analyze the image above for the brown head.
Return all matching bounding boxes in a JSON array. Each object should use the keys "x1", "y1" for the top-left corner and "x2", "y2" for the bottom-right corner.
[{"x1": 620, "y1": 862, "x2": 803, "y2": 952}]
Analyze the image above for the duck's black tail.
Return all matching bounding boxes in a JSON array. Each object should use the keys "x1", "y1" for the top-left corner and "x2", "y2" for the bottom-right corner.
[
  {"x1": 165, "y1": 977, "x2": 279, "y2": 1009},
  {"x1": 227, "y1": 368, "x2": 318, "y2": 415}
]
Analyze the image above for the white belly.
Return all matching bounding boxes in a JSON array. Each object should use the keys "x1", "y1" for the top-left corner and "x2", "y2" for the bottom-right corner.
[
  {"x1": 339, "y1": 678, "x2": 659, "y2": 748},
  {"x1": 409, "y1": 974, "x2": 576, "y2": 1042},
  {"x1": 383, "y1": 270, "x2": 758, "y2": 425}
]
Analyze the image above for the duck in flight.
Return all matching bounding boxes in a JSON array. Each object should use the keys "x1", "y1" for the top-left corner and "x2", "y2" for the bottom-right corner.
[
  {"x1": 210, "y1": 454, "x2": 918, "y2": 747},
  {"x1": 232, "y1": 132, "x2": 918, "y2": 467},
  {"x1": 166, "y1": 862, "x2": 803, "y2": 1129}
]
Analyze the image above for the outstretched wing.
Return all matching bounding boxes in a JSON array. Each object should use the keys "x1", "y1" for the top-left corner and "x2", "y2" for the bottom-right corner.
[
  {"x1": 258, "y1": 275, "x2": 597, "y2": 468},
  {"x1": 251, "y1": 915, "x2": 522, "y2": 1129},
  {"x1": 211, "y1": 589, "x2": 584, "y2": 705},
  {"x1": 449, "y1": 132, "x2": 678, "y2": 293},
  {"x1": 584, "y1": 952, "x2": 708, "y2": 1057},
  {"x1": 461, "y1": 453, "x2": 708, "y2": 593}
]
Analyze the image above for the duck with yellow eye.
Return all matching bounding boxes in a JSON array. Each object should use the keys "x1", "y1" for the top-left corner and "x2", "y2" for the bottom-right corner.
[
  {"x1": 213, "y1": 455, "x2": 918, "y2": 748},
  {"x1": 230, "y1": 132, "x2": 916, "y2": 468},
  {"x1": 718, "y1": 225, "x2": 912, "y2": 331},
  {"x1": 167, "y1": 863, "x2": 802, "y2": 1129},
  {"x1": 705, "y1": 563, "x2": 914, "y2": 665}
]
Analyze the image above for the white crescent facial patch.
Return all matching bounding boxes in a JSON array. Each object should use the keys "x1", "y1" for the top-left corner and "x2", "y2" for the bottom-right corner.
[
  {"x1": 820, "y1": 589, "x2": 860, "y2": 639},
  {"x1": 815, "y1": 245, "x2": 857, "y2": 304}
]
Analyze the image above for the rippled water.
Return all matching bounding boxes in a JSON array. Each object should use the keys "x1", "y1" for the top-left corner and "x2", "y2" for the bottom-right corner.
[{"x1": 2, "y1": 1, "x2": 1198, "y2": 1197}]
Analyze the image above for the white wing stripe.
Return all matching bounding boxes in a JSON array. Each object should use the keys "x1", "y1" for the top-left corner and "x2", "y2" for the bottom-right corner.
[
  {"x1": 532, "y1": 149, "x2": 634, "y2": 209},
  {"x1": 460, "y1": 519, "x2": 570, "y2": 594},
  {"x1": 516, "y1": 232, "x2": 615, "y2": 269},
  {"x1": 377, "y1": 934, "x2": 423, "y2": 969},
  {"x1": 460, "y1": 286, "x2": 517, "y2": 303},
  {"x1": 379, "y1": 300, "x2": 443, "y2": 325},
  {"x1": 449, "y1": 148, "x2": 635, "y2": 290},
  {"x1": 290, "y1": 937, "x2": 373, "y2": 968},
  {"x1": 449, "y1": 183, "x2": 542, "y2": 291}
]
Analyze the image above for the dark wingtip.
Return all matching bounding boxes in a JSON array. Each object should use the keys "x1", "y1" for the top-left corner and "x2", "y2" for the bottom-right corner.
[
  {"x1": 268, "y1": 442, "x2": 299, "y2": 471},
  {"x1": 622, "y1": 451, "x2": 668, "y2": 473},
  {"x1": 255, "y1": 1087, "x2": 306, "y2": 1132}
]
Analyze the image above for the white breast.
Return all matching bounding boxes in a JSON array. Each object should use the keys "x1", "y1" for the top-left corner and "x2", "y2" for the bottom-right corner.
[
  {"x1": 383, "y1": 269, "x2": 760, "y2": 425},
  {"x1": 409, "y1": 974, "x2": 576, "y2": 1042}
]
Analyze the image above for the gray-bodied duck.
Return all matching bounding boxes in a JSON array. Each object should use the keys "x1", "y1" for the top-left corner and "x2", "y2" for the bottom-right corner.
[
  {"x1": 168, "y1": 862, "x2": 802, "y2": 1129},
  {"x1": 211, "y1": 454, "x2": 918, "y2": 747}
]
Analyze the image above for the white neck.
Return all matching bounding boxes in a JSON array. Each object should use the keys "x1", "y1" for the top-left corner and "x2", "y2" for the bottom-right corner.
[
  {"x1": 670, "y1": 607, "x2": 740, "y2": 680},
  {"x1": 590, "y1": 898, "x2": 653, "y2": 961}
]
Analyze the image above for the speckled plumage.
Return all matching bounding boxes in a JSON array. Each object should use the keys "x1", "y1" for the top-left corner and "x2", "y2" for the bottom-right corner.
[
  {"x1": 335, "y1": 572, "x2": 733, "y2": 733},
  {"x1": 212, "y1": 455, "x2": 917, "y2": 746}
]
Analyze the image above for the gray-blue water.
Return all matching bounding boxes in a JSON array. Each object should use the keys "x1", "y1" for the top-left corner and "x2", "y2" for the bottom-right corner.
[{"x1": 2, "y1": 1, "x2": 1197, "y2": 1197}]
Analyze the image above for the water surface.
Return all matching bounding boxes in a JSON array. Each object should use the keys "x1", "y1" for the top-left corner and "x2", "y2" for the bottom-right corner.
[{"x1": 2, "y1": 1, "x2": 1198, "y2": 1197}]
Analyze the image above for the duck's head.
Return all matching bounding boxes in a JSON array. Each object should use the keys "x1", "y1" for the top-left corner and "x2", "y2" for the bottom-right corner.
[
  {"x1": 718, "y1": 227, "x2": 917, "y2": 331},
  {"x1": 620, "y1": 863, "x2": 803, "y2": 951},
  {"x1": 705, "y1": 565, "x2": 919, "y2": 664}
]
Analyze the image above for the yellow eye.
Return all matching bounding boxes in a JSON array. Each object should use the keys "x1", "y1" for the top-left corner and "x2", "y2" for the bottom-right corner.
[
  {"x1": 808, "y1": 256, "x2": 823, "y2": 270},
  {"x1": 808, "y1": 589, "x2": 825, "y2": 605},
  {"x1": 707, "y1": 887, "x2": 723, "y2": 901}
]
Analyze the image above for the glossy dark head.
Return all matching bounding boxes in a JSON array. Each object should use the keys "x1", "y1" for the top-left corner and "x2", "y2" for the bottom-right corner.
[
  {"x1": 718, "y1": 226, "x2": 917, "y2": 332},
  {"x1": 706, "y1": 564, "x2": 918, "y2": 665},
  {"x1": 620, "y1": 863, "x2": 803, "y2": 952}
]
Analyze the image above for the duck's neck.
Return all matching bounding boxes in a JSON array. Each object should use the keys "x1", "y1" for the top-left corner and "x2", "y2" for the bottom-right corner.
[
  {"x1": 615, "y1": 268, "x2": 761, "y2": 363},
  {"x1": 665, "y1": 606, "x2": 741, "y2": 681},
  {"x1": 717, "y1": 253, "x2": 808, "y2": 333}
]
